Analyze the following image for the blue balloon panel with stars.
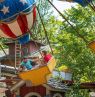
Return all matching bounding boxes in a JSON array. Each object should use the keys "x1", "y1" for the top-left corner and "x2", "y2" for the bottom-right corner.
[
  {"x1": 0, "y1": 0, "x2": 35, "y2": 21},
  {"x1": 64, "y1": 0, "x2": 93, "y2": 7},
  {"x1": 73, "y1": 0, "x2": 92, "y2": 7},
  {"x1": 0, "y1": 0, "x2": 36, "y2": 42}
]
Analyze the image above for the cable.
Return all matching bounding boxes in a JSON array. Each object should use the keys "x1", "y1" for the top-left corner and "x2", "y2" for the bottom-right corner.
[
  {"x1": 84, "y1": 0, "x2": 95, "y2": 12},
  {"x1": 0, "y1": 44, "x2": 7, "y2": 56},
  {"x1": 47, "y1": 0, "x2": 88, "y2": 43},
  {"x1": 36, "y1": 6, "x2": 54, "y2": 55}
]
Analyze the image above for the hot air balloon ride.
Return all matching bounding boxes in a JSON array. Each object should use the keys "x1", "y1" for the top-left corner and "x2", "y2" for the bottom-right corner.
[
  {"x1": 59, "y1": 0, "x2": 93, "y2": 7},
  {"x1": 0, "y1": 0, "x2": 36, "y2": 44},
  {"x1": 0, "y1": 0, "x2": 57, "y2": 87}
]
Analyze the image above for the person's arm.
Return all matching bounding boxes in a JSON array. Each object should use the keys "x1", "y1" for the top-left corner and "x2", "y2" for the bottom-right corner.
[{"x1": 18, "y1": 62, "x2": 24, "y2": 72}]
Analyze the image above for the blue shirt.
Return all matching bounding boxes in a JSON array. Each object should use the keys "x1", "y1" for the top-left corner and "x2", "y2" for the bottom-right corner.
[
  {"x1": 20, "y1": 59, "x2": 32, "y2": 70},
  {"x1": 16, "y1": 96, "x2": 20, "y2": 97}
]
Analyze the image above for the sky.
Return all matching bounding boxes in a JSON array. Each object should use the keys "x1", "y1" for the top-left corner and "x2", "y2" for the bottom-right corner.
[{"x1": 52, "y1": 0, "x2": 77, "y2": 18}]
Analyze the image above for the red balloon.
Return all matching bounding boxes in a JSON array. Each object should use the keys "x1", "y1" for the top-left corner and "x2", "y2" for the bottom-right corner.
[{"x1": 0, "y1": 6, "x2": 36, "y2": 39}]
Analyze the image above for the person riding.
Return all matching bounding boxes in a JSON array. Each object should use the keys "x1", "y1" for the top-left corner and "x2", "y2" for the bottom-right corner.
[
  {"x1": 18, "y1": 56, "x2": 33, "y2": 71},
  {"x1": 41, "y1": 50, "x2": 52, "y2": 64}
]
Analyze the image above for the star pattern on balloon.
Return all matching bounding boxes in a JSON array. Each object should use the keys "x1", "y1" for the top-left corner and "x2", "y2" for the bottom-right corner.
[
  {"x1": 1, "y1": 5, "x2": 9, "y2": 15},
  {"x1": 20, "y1": 0, "x2": 27, "y2": 5}
]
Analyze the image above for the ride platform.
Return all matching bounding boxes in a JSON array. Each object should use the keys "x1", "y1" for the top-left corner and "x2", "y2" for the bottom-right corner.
[{"x1": 19, "y1": 57, "x2": 56, "y2": 86}]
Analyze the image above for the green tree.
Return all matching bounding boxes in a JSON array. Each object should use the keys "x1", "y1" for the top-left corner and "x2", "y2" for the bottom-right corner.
[
  {"x1": 45, "y1": 5, "x2": 95, "y2": 97},
  {"x1": 31, "y1": 0, "x2": 53, "y2": 44}
]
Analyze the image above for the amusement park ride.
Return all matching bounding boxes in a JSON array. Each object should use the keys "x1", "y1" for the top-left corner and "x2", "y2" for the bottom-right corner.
[{"x1": 0, "y1": 0, "x2": 95, "y2": 96}]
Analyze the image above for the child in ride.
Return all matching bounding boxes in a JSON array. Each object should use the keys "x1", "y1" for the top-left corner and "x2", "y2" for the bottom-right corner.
[
  {"x1": 41, "y1": 50, "x2": 52, "y2": 64},
  {"x1": 18, "y1": 56, "x2": 33, "y2": 71}
]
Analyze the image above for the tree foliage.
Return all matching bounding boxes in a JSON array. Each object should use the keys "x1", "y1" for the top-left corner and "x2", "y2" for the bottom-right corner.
[
  {"x1": 31, "y1": 0, "x2": 53, "y2": 44},
  {"x1": 1, "y1": 1, "x2": 95, "y2": 96},
  {"x1": 49, "y1": 5, "x2": 95, "y2": 82},
  {"x1": 44, "y1": 5, "x2": 95, "y2": 97}
]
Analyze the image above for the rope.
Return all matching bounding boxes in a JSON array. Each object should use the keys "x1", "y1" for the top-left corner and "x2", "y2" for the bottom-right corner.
[
  {"x1": 47, "y1": 0, "x2": 88, "y2": 44},
  {"x1": 28, "y1": 29, "x2": 44, "y2": 58},
  {"x1": 64, "y1": 7, "x2": 95, "y2": 36},
  {"x1": 36, "y1": 6, "x2": 54, "y2": 55},
  {"x1": 11, "y1": 0, "x2": 44, "y2": 60},
  {"x1": 0, "y1": 44, "x2": 7, "y2": 56},
  {"x1": 30, "y1": 21, "x2": 43, "y2": 51},
  {"x1": 59, "y1": 0, "x2": 95, "y2": 43},
  {"x1": 90, "y1": 0, "x2": 95, "y2": 7},
  {"x1": 18, "y1": 11, "x2": 44, "y2": 58},
  {"x1": 84, "y1": 0, "x2": 95, "y2": 12}
]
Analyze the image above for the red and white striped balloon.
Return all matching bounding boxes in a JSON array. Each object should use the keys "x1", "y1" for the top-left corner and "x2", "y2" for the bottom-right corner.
[{"x1": 0, "y1": 6, "x2": 36, "y2": 39}]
